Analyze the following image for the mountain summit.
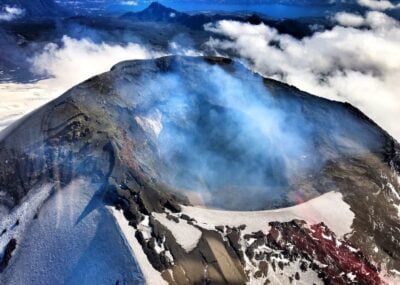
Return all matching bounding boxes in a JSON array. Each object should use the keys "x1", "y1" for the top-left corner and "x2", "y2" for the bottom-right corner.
[{"x1": 122, "y1": 1, "x2": 187, "y2": 22}]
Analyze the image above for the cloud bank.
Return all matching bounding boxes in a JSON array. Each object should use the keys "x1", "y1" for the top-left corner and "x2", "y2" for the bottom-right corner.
[
  {"x1": 357, "y1": 0, "x2": 400, "y2": 11},
  {"x1": 32, "y1": 36, "x2": 158, "y2": 91},
  {"x1": 205, "y1": 11, "x2": 400, "y2": 141},
  {"x1": 0, "y1": 36, "x2": 159, "y2": 132},
  {"x1": 0, "y1": 6, "x2": 24, "y2": 21},
  {"x1": 0, "y1": 34, "x2": 205, "y2": 132},
  {"x1": 335, "y1": 12, "x2": 365, "y2": 27}
]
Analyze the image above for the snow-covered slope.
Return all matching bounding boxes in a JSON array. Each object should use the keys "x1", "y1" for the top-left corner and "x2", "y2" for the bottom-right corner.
[{"x1": 0, "y1": 179, "x2": 144, "y2": 284}]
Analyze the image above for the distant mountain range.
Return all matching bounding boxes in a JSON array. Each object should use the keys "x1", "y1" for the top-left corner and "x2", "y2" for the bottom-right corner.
[
  {"x1": 121, "y1": 2, "x2": 324, "y2": 37},
  {"x1": 3, "y1": 0, "x2": 398, "y2": 21},
  {"x1": 54, "y1": 0, "x2": 353, "y2": 17}
]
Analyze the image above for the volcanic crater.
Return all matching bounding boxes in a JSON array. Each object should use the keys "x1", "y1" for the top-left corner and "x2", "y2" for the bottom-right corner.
[{"x1": 110, "y1": 56, "x2": 391, "y2": 211}]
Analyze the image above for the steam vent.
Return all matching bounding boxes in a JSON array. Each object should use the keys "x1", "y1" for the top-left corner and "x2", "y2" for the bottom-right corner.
[{"x1": 1, "y1": 56, "x2": 399, "y2": 284}]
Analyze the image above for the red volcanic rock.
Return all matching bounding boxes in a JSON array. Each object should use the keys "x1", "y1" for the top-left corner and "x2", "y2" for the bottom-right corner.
[{"x1": 268, "y1": 221, "x2": 383, "y2": 285}]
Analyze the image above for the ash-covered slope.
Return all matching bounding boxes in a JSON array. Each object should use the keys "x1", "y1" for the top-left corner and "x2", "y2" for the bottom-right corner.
[{"x1": 0, "y1": 56, "x2": 399, "y2": 284}]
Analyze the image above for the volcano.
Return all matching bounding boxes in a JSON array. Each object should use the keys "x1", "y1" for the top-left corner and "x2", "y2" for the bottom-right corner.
[{"x1": 0, "y1": 56, "x2": 399, "y2": 284}]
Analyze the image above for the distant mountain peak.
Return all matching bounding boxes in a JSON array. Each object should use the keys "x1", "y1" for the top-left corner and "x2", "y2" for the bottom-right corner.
[
  {"x1": 148, "y1": 1, "x2": 166, "y2": 8},
  {"x1": 122, "y1": 1, "x2": 184, "y2": 22},
  {"x1": 144, "y1": 1, "x2": 177, "y2": 13}
]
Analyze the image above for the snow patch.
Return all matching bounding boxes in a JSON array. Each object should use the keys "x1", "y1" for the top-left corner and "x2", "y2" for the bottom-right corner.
[
  {"x1": 153, "y1": 212, "x2": 202, "y2": 252},
  {"x1": 390, "y1": 269, "x2": 400, "y2": 275},
  {"x1": 181, "y1": 191, "x2": 354, "y2": 237},
  {"x1": 137, "y1": 214, "x2": 152, "y2": 240},
  {"x1": 388, "y1": 182, "x2": 400, "y2": 200},
  {"x1": 346, "y1": 272, "x2": 356, "y2": 282},
  {"x1": 135, "y1": 109, "x2": 163, "y2": 137}
]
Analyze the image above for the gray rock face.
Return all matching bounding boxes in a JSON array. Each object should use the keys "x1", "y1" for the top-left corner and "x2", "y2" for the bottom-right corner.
[{"x1": 0, "y1": 56, "x2": 399, "y2": 284}]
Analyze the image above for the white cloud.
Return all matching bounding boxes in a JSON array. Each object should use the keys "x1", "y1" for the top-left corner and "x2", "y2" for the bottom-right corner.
[
  {"x1": 0, "y1": 6, "x2": 24, "y2": 21},
  {"x1": 335, "y1": 10, "x2": 398, "y2": 27},
  {"x1": 335, "y1": 12, "x2": 365, "y2": 27},
  {"x1": 120, "y1": 0, "x2": 138, "y2": 6},
  {"x1": 205, "y1": 12, "x2": 400, "y2": 140},
  {"x1": 31, "y1": 36, "x2": 158, "y2": 90},
  {"x1": 357, "y1": 0, "x2": 400, "y2": 11},
  {"x1": 0, "y1": 36, "x2": 160, "y2": 132}
]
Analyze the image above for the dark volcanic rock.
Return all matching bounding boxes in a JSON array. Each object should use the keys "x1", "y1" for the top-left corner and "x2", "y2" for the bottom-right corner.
[
  {"x1": 0, "y1": 239, "x2": 16, "y2": 273},
  {"x1": 226, "y1": 227, "x2": 245, "y2": 265},
  {"x1": 267, "y1": 221, "x2": 382, "y2": 284},
  {"x1": 242, "y1": 220, "x2": 386, "y2": 284}
]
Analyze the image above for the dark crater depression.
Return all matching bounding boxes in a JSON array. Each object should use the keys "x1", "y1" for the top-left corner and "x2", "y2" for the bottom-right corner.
[{"x1": 115, "y1": 56, "x2": 385, "y2": 211}]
